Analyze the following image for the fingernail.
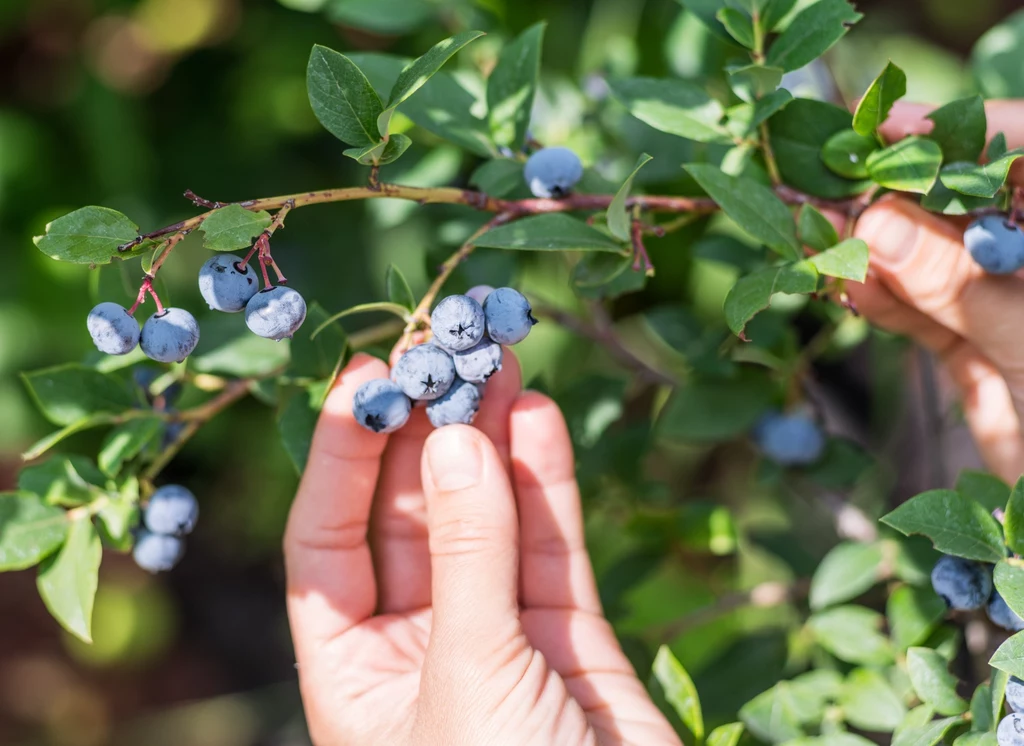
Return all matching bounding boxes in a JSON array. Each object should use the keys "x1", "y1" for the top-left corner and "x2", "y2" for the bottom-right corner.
[
  {"x1": 427, "y1": 427, "x2": 483, "y2": 492},
  {"x1": 856, "y1": 203, "x2": 920, "y2": 268}
]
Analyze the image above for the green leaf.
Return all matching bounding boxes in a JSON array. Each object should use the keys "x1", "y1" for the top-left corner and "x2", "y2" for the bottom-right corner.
[
  {"x1": 22, "y1": 365, "x2": 136, "y2": 427},
  {"x1": 97, "y1": 417, "x2": 164, "y2": 477},
  {"x1": 571, "y1": 253, "x2": 648, "y2": 300},
  {"x1": 927, "y1": 96, "x2": 987, "y2": 164},
  {"x1": 992, "y1": 668, "x2": 1009, "y2": 725},
  {"x1": 840, "y1": 668, "x2": 908, "y2": 732},
  {"x1": 892, "y1": 716, "x2": 965, "y2": 746},
  {"x1": 343, "y1": 133, "x2": 413, "y2": 166},
  {"x1": 954, "y1": 734, "x2": 998, "y2": 746},
  {"x1": 807, "y1": 605, "x2": 893, "y2": 665},
  {"x1": 798, "y1": 204, "x2": 839, "y2": 252},
  {"x1": 607, "y1": 153, "x2": 653, "y2": 242},
  {"x1": 866, "y1": 136, "x2": 943, "y2": 194},
  {"x1": 765, "y1": 0, "x2": 863, "y2": 73},
  {"x1": 289, "y1": 302, "x2": 349, "y2": 382},
  {"x1": 989, "y1": 133, "x2": 1009, "y2": 161},
  {"x1": 18, "y1": 456, "x2": 105, "y2": 507},
  {"x1": 307, "y1": 44, "x2": 383, "y2": 147},
  {"x1": 198, "y1": 205, "x2": 271, "y2": 251},
  {"x1": 326, "y1": 0, "x2": 434, "y2": 34},
  {"x1": 907, "y1": 647, "x2": 969, "y2": 715},
  {"x1": 674, "y1": 0, "x2": 734, "y2": 41},
  {"x1": 0, "y1": 492, "x2": 69, "y2": 571},
  {"x1": 881, "y1": 489, "x2": 1006, "y2": 563},
  {"x1": 706, "y1": 723, "x2": 744, "y2": 746},
  {"x1": 853, "y1": 62, "x2": 907, "y2": 136},
  {"x1": 37, "y1": 517, "x2": 101, "y2": 643},
  {"x1": 1007, "y1": 478, "x2": 1024, "y2": 556},
  {"x1": 487, "y1": 22, "x2": 545, "y2": 150},
  {"x1": 970, "y1": 683, "x2": 994, "y2": 733},
  {"x1": 718, "y1": 8, "x2": 755, "y2": 47},
  {"x1": 726, "y1": 89, "x2": 794, "y2": 138},
  {"x1": 650, "y1": 646, "x2": 703, "y2": 741},
  {"x1": 33, "y1": 206, "x2": 140, "y2": 266},
  {"x1": 191, "y1": 328, "x2": 290, "y2": 378},
  {"x1": 684, "y1": 164, "x2": 800, "y2": 257},
  {"x1": 808, "y1": 238, "x2": 869, "y2": 282},
  {"x1": 822, "y1": 128, "x2": 879, "y2": 180},
  {"x1": 785, "y1": 737, "x2": 876, "y2": 746},
  {"x1": 940, "y1": 154, "x2": 1023, "y2": 198},
  {"x1": 989, "y1": 631, "x2": 1024, "y2": 680},
  {"x1": 727, "y1": 64, "x2": 783, "y2": 103},
  {"x1": 957, "y1": 470, "x2": 1011, "y2": 513},
  {"x1": 277, "y1": 387, "x2": 321, "y2": 475},
  {"x1": 809, "y1": 541, "x2": 884, "y2": 609},
  {"x1": 21, "y1": 415, "x2": 120, "y2": 462},
  {"x1": 658, "y1": 369, "x2": 776, "y2": 442},
  {"x1": 475, "y1": 214, "x2": 624, "y2": 253},
  {"x1": 96, "y1": 482, "x2": 138, "y2": 552},
  {"x1": 738, "y1": 684, "x2": 805, "y2": 744},
  {"x1": 922, "y1": 179, "x2": 1001, "y2": 216},
  {"x1": 610, "y1": 77, "x2": 729, "y2": 144},
  {"x1": 309, "y1": 302, "x2": 411, "y2": 341},
  {"x1": 377, "y1": 30, "x2": 485, "y2": 137},
  {"x1": 762, "y1": 0, "x2": 798, "y2": 30},
  {"x1": 724, "y1": 262, "x2": 819, "y2": 337},
  {"x1": 385, "y1": 264, "x2": 416, "y2": 311},
  {"x1": 469, "y1": 158, "x2": 524, "y2": 197},
  {"x1": 994, "y1": 561, "x2": 1024, "y2": 620},
  {"x1": 887, "y1": 584, "x2": 947, "y2": 651}
]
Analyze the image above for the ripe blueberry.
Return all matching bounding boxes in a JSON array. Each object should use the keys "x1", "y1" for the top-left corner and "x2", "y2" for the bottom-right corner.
[
  {"x1": 964, "y1": 215, "x2": 1024, "y2": 275},
  {"x1": 245, "y1": 286, "x2": 307, "y2": 340},
  {"x1": 353, "y1": 378, "x2": 412, "y2": 434},
  {"x1": 430, "y1": 295, "x2": 485, "y2": 352},
  {"x1": 87, "y1": 302, "x2": 140, "y2": 355},
  {"x1": 483, "y1": 287, "x2": 537, "y2": 345},
  {"x1": 132, "y1": 530, "x2": 185, "y2": 573},
  {"x1": 453, "y1": 339, "x2": 503, "y2": 383},
  {"x1": 1007, "y1": 677, "x2": 1024, "y2": 713},
  {"x1": 752, "y1": 412, "x2": 825, "y2": 466},
  {"x1": 426, "y1": 377, "x2": 482, "y2": 428},
  {"x1": 140, "y1": 308, "x2": 200, "y2": 363},
  {"x1": 999, "y1": 713, "x2": 1024, "y2": 746},
  {"x1": 143, "y1": 484, "x2": 199, "y2": 536},
  {"x1": 523, "y1": 146, "x2": 584, "y2": 199},
  {"x1": 931, "y1": 555, "x2": 992, "y2": 611},
  {"x1": 989, "y1": 591, "x2": 1024, "y2": 632},
  {"x1": 465, "y1": 285, "x2": 495, "y2": 304},
  {"x1": 392, "y1": 344, "x2": 457, "y2": 400},
  {"x1": 198, "y1": 253, "x2": 258, "y2": 312}
]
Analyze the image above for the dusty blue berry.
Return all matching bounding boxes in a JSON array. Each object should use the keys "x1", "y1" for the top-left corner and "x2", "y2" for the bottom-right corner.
[
  {"x1": 999, "y1": 713, "x2": 1024, "y2": 746},
  {"x1": 465, "y1": 285, "x2": 495, "y2": 304},
  {"x1": 453, "y1": 339, "x2": 503, "y2": 383},
  {"x1": 931, "y1": 555, "x2": 992, "y2": 610},
  {"x1": 392, "y1": 344, "x2": 456, "y2": 400},
  {"x1": 198, "y1": 253, "x2": 259, "y2": 312},
  {"x1": 1007, "y1": 677, "x2": 1024, "y2": 713},
  {"x1": 140, "y1": 308, "x2": 200, "y2": 363},
  {"x1": 483, "y1": 287, "x2": 537, "y2": 346},
  {"x1": 523, "y1": 146, "x2": 584, "y2": 198},
  {"x1": 431, "y1": 295, "x2": 485, "y2": 352},
  {"x1": 132, "y1": 530, "x2": 184, "y2": 573},
  {"x1": 426, "y1": 378, "x2": 481, "y2": 428},
  {"x1": 752, "y1": 412, "x2": 825, "y2": 466},
  {"x1": 144, "y1": 484, "x2": 198, "y2": 536},
  {"x1": 989, "y1": 591, "x2": 1024, "y2": 632},
  {"x1": 87, "y1": 302, "x2": 140, "y2": 355},
  {"x1": 353, "y1": 378, "x2": 412, "y2": 434},
  {"x1": 245, "y1": 286, "x2": 307, "y2": 340},
  {"x1": 965, "y1": 216, "x2": 1024, "y2": 274}
]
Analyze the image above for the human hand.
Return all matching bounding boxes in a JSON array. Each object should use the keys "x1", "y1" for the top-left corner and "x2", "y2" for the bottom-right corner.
[
  {"x1": 283, "y1": 351, "x2": 681, "y2": 746},
  {"x1": 848, "y1": 101, "x2": 1024, "y2": 483}
]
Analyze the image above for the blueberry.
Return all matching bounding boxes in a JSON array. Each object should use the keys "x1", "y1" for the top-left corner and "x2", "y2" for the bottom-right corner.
[
  {"x1": 245, "y1": 286, "x2": 307, "y2": 340},
  {"x1": 87, "y1": 302, "x2": 140, "y2": 355},
  {"x1": 198, "y1": 253, "x2": 258, "y2": 312},
  {"x1": 523, "y1": 146, "x2": 584, "y2": 199},
  {"x1": 453, "y1": 339, "x2": 503, "y2": 383},
  {"x1": 140, "y1": 308, "x2": 200, "y2": 363},
  {"x1": 465, "y1": 285, "x2": 495, "y2": 304},
  {"x1": 931, "y1": 555, "x2": 992, "y2": 610},
  {"x1": 1008, "y1": 677, "x2": 1024, "y2": 713},
  {"x1": 143, "y1": 484, "x2": 198, "y2": 536},
  {"x1": 964, "y1": 216, "x2": 1024, "y2": 275},
  {"x1": 999, "y1": 713, "x2": 1024, "y2": 746},
  {"x1": 132, "y1": 530, "x2": 184, "y2": 573},
  {"x1": 426, "y1": 377, "x2": 482, "y2": 428},
  {"x1": 353, "y1": 378, "x2": 412, "y2": 434},
  {"x1": 989, "y1": 591, "x2": 1024, "y2": 631},
  {"x1": 483, "y1": 287, "x2": 537, "y2": 346},
  {"x1": 430, "y1": 295, "x2": 485, "y2": 352},
  {"x1": 752, "y1": 412, "x2": 826, "y2": 466},
  {"x1": 391, "y1": 344, "x2": 457, "y2": 400}
]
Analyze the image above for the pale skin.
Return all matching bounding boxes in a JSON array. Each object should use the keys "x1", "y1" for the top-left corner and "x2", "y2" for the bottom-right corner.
[{"x1": 284, "y1": 101, "x2": 1024, "y2": 745}]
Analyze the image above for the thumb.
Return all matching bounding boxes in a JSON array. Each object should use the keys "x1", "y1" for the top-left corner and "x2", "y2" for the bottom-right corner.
[{"x1": 421, "y1": 425, "x2": 521, "y2": 649}]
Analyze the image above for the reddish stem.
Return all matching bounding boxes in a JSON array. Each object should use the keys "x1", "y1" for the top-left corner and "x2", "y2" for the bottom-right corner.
[
  {"x1": 127, "y1": 276, "x2": 166, "y2": 315},
  {"x1": 631, "y1": 219, "x2": 654, "y2": 275}
]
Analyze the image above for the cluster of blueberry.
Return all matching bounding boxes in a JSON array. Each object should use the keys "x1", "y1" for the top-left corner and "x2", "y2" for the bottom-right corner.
[
  {"x1": 353, "y1": 286, "x2": 536, "y2": 433},
  {"x1": 87, "y1": 301, "x2": 201, "y2": 364},
  {"x1": 965, "y1": 215, "x2": 1024, "y2": 275},
  {"x1": 753, "y1": 411, "x2": 826, "y2": 467},
  {"x1": 930, "y1": 555, "x2": 1024, "y2": 630},
  {"x1": 132, "y1": 484, "x2": 198, "y2": 573}
]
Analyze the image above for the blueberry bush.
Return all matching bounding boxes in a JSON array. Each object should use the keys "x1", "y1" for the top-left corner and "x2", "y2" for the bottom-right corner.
[{"x1": 10, "y1": 0, "x2": 1024, "y2": 742}]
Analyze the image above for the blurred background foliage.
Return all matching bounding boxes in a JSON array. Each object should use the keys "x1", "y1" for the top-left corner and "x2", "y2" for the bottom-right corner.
[{"x1": 4, "y1": 0, "x2": 1024, "y2": 743}]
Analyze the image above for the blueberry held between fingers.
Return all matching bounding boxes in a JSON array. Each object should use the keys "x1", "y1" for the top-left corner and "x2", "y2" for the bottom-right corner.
[
  {"x1": 964, "y1": 215, "x2": 1024, "y2": 275},
  {"x1": 245, "y1": 286, "x2": 307, "y2": 340},
  {"x1": 353, "y1": 379, "x2": 412, "y2": 434},
  {"x1": 930, "y1": 555, "x2": 992, "y2": 610},
  {"x1": 198, "y1": 253, "x2": 259, "y2": 312},
  {"x1": 87, "y1": 302, "x2": 140, "y2": 355},
  {"x1": 752, "y1": 412, "x2": 825, "y2": 466},
  {"x1": 132, "y1": 530, "x2": 185, "y2": 573},
  {"x1": 523, "y1": 146, "x2": 584, "y2": 199},
  {"x1": 988, "y1": 591, "x2": 1024, "y2": 632},
  {"x1": 483, "y1": 287, "x2": 537, "y2": 345},
  {"x1": 140, "y1": 308, "x2": 200, "y2": 363},
  {"x1": 426, "y1": 377, "x2": 481, "y2": 427},
  {"x1": 391, "y1": 344, "x2": 457, "y2": 400},
  {"x1": 144, "y1": 484, "x2": 199, "y2": 536},
  {"x1": 1007, "y1": 677, "x2": 1024, "y2": 713},
  {"x1": 453, "y1": 339, "x2": 503, "y2": 383},
  {"x1": 999, "y1": 713, "x2": 1024, "y2": 746},
  {"x1": 430, "y1": 294, "x2": 485, "y2": 352}
]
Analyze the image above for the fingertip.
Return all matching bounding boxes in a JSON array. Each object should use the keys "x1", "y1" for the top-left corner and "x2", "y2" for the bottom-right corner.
[
  {"x1": 877, "y1": 102, "x2": 935, "y2": 143},
  {"x1": 321, "y1": 352, "x2": 390, "y2": 417}
]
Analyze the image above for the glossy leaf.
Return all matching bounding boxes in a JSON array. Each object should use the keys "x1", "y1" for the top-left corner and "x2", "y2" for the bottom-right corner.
[
  {"x1": 608, "y1": 153, "x2": 653, "y2": 242},
  {"x1": 940, "y1": 154, "x2": 1023, "y2": 198},
  {"x1": 611, "y1": 77, "x2": 729, "y2": 144},
  {"x1": 866, "y1": 137, "x2": 943, "y2": 194},
  {"x1": 881, "y1": 489, "x2": 1006, "y2": 563},
  {"x1": 807, "y1": 238, "x2": 869, "y2": 282},
  {"x1": 927, "y1": 96, "x2": 987, "y2": 164},
  {"x1": 1007, "y1": 477, "x2": 1024, "y2": 556},
  {"x1": 487, "y1": 22, "x2": 545, "y2": 150},
  {"x1": 97, "y1": 417, "x2": 164, "y2": 476},
  {"x1": 887, "y1": 584, "x2": 947, "y2": 651},
  {"x1": 0, "y1": 492, "x2": 69, "y2": 571},
  {"x1": 724, "y1": 261, "x2": 818, "y2": 336},
  {"x1": 907, "y1": 647, "x2": 969, "y2": 715},
  {"x1": 809, "y1": 541, "x2": 884, "y2": 609},
  {"x1": 957, "y1": 470, "x2": 1011, "y2": 513},
  {"x1": 891, "y1": 716, "x2": 966, "y2": 746},
  {"x1": 476, "y1": 214, "x2": 624, "y2": 253},
  {"x1": 727, "y1": 64, "x2": 783, "y2": 103},
  {"x1": 718, "y1": 8, "x2": 755, "y2": 48},
  {"x1": 37, "y1": 517, "x2": 101, "y2": 643},
  {"x1": 307, "y1": 45, "x2": 383, "y2": 147},
  {"x1": 706, "y1": 723, "x2": 744, "y2": 746},
  {"x1": 765, "y1": 0, "x2": 863, "y2": 72},
  {"x1": 650, "y1": 646, "x2": 704, "y2": 741},
  {"x1": 199, "y1": 205, "x2": 271, "y2": 251},
  {"x1": 840, "y1": 668, "x2": 908, "y2": 732},
  {"x1": 798, "y1": 204, "x2": 839, "y2": 252},
  {"x1": 822, "y1": 128, "x2": 879, "y2": 180},
  {"x1": 994, "y1": 561, "x2": 1024, "y2": 620},
  {"x1": 34, "y1": 207, "x2": 141, "y2": 266},
  {"x1": 990, "y1": 631, "x2": 1024, "y2": 679},
  {"x1": 22, "y1": 365, "x2": 137, "y2": 427},
  {"x1": 852, "y1": 62, "x2": 907, "y2": 136},
  {"x1": 807, "y1": 605, "x2": 893, "y2": 665}
]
